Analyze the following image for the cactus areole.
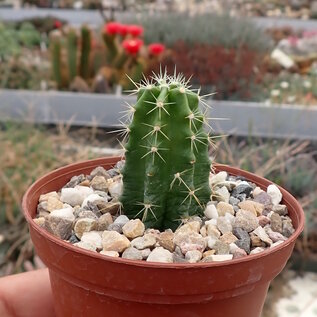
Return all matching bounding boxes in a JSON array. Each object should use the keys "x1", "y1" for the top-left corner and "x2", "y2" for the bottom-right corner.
[{"x1": 120, "y1": 72, "x2": 212, "y2": 230}]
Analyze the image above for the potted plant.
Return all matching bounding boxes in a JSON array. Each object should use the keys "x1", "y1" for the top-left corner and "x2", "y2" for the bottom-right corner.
[{"x1": 22, "y1": 72, "x2": 304, "y2": 317}]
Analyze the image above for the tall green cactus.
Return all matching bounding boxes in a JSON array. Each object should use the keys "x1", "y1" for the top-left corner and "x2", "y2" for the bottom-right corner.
[
  {"x1": 67, "y1": 28, "x2": 77, "y2": 82},
  {"x1": 120, "y1": 72, "x2": 211, "y2": 230},
  {"x1": 50, "y1": 33, "x2": 62, "y2": 89},
  {"x1": 79, "y1": 26, "x2": 91, "y2": 79}
]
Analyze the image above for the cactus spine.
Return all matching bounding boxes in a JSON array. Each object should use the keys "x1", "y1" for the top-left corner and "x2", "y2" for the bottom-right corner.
[{"x1": 120, "y1": 72, "x2": 212, "y2": 230}]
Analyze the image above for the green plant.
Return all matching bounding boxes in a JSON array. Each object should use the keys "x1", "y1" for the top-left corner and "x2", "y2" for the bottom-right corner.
[
  {"x1": 120, "y1": 72, "x2": 211, "y2": 230},
  {"x1": 67, "y1": 28, "x2": 78, "y2": 82},
  {"x1": 79, "y1": 25, "x2": 91, "y2": 79},
  {"x1": 127, "y1": 13, "x2": 272, "y2": 52}
]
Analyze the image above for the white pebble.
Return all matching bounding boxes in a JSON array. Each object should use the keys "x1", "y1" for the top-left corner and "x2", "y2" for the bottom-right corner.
[
  {"x1": 204, "y1": 204, "x2": 218, "y2": 219},
  {"x1": 147, "y1": 247, "x2": 173, "y2": 263},
  {"x1": 50, "y1": 207, "x2": 75, "y2": 221},
  {"x1": 81, "y1": 231, "x2": 102, "y2": 250},
  {"x1": 61, "y1": 188, "x2": 86, "y2": 206},
  {"x1": 267, "y1": 184, "x2": 282, "y2": 205},
  {"x1": 82, "y1": 194, "x2": 107, "y2": 208}
]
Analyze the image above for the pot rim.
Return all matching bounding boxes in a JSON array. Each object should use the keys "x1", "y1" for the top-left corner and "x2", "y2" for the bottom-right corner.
[{"x1": 22, "y1": 157, "x2": 305, "y2": 269}]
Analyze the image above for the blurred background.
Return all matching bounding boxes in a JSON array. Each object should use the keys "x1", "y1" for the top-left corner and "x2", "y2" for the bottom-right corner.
[{"x1": 0, "y1": 1, "x2": 317, "y2": 316}]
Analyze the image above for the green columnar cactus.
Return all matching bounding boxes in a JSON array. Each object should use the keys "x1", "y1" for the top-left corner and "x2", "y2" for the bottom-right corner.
[
  {"x1": 67, "y1": 29, "x2": 77, "y2": 81},
  {"x1": 79, "y1": 26, "x2": 91, "y2": 79},
  {"x1": 51, "y1": 35, "x2": 62, "y2": 89},
  {"x1": 120, "y1": 72, "x2": 212, "y2": 230}
]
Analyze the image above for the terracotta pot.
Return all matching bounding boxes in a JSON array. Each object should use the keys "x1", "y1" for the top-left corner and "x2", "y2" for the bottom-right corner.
[{"x1": 22, "y1": 157, "x2": 304, "y2": 317}]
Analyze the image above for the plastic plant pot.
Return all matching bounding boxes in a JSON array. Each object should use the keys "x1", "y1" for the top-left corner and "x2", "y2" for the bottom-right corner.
[{"x1": 22, "y1": 157, "x2": 304, "y2": 317}]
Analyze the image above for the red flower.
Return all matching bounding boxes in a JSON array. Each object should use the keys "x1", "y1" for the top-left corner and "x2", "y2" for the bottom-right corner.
[
  {"x1": 127, "y1": 25, "x2": 144, "y2": 37},
  {"x1": 148, "y1": 43, "x2": 165, "y2": 56},
  {"x1": 122, "y1": 39, "x2": 143, "y2": 55},
  {"x1": 54, "y1": 20, "x2": 62, "y2": 29},
  {"x1": 104, "y1": 22, "x2": 122, "y2": 35},
  {"x1": 118, "y1": 24, "x2": 129, "y2": 36}
]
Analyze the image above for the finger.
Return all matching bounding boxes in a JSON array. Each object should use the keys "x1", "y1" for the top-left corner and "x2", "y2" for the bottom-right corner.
[{"x1": 0, "y1": 268, "x2": 55, "y2": 317}]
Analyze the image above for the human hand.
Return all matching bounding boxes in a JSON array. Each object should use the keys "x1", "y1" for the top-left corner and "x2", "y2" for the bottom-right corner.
[{"x1": 0, "y1": 268, "x2": 55, "y2": 317}]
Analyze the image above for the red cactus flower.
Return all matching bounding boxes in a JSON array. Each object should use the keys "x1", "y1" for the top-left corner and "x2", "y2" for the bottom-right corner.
[
  {"x1": 122, "y1": 39, "x2": 143, "y2": 55},
  {"x1": 127, "y1": 24, "x2": 144, "y2": 37},
  {"x1": 148, "y1": 43, "x2": 165, "y2": 56},
  {"x1": 104, "y1": 22, "x2": 122, "y2": 35},
  {"x1": 54, "y1": 20, "x2": 62, "y2": 29},
  {"x1": 118, "y1": 24, "x2": 129, "y2": 36}
]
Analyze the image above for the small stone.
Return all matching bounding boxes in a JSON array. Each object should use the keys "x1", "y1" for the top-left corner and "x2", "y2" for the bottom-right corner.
[
  {"x1": 253, "y1": 226, "x2": 273, "y2": 246},
  {"x1": 206, "y1": 236, "x2": 217, "y2": 249},
  {"x1": 147, "y1": 247, "x2": 173, "y2": 263},
  {"x1": 141, "y1": 248, "x2": 151, "y2": 260},
  {"x1": 250, "y1": 234, "x2": 265, "y2": 247},
  {"x1": 232, "y1": 183, "x2": 253, "y2": 198},
  {"x1": 174, "y1": 232, "x2": 206, "y2": 254},
  {"x1": 229, "y1": 242, "x2": 239, "y2": 253},
  {"x1": 108, "y1": 177, "x2": 123, "y2": 198},
  {"x1": 214, "y1": 186, "x2": 230, "y2": 203},
  {"x1": 176, "y1": 221, "x2": 201, "y2": 234},
  {"x1": 233, "y1": 248, "x2": 247, "y2": 259},
  {"x1": 253, "y1": 192, "x2": 272, "y2": 207},
  {"x1": 267, "y1": 184, "x2": 282, "y2": 205},
  {"x1": 107, "y1": 223, "x2": 123, "y2": 233},
  {"x1": 229, "y1": 197, "x2": 240, "y2": 206},
  {"x1": 97, "y1": 213, "x2": 113, "y2": 231},
  {"x1": 185, "y1": 250, "x2": 202, "y2": 263},
  {"x1": 258, "y1": 215, "x2": 270, "y2": 227},
  {"x1": 102, "y1": 231, "x2": 130, "y2": 252},
  {"x1": 157, "y1": 231, "x2": 175, "y2": 252},
  {"x1": 272, "y1": 204, "x2": 288, "y2": 216},
  {"x1": 210, "y1": 171, "x2": 227, "y2": 185},
  {"x1": 220, "y1": 232, "x2": 238, "y2": 244},
  {"x1": 37, "y1": 201, "x2": 49, "y2": 214},
  {"x1": 271, "y1": 241, "x2": 284, "y2": 248},
  {"x1": 74, "y1": 241, "x2": 97, "y2": 252},
  {"x1": 100, "y1": 250, "x2": 120, "y2": 257},
  {"x1": 238, "y1": 200, "x2": 264, "y2": 216},
  {"x1": 122, "y1": 247, "x2": 143, "y2": 260},
  {"x1": 202, "y1": 254, "x2": 233, "y2": 262},
  {"x1": 173, "y1": 253, "x2": 188, "y2": 263},
  {"x1": 90, "y1": 166, "x2": 111, "y2": 178},
  {"x1": 99, "y1": 202, "x2": 121, "y2": 215},
  {"x1": 200, "y1": 225, "x2": 207, "y2": 237},
  {"x1": 203, "y1": 250, "x2": 216, "y2": 257},
  {"x1": 131, "y1": 234, "x2": 157, "y2": 250},
  {"x1": 82, "y1": 194, "x2": 107, "y2": 208},
  {"x1": 50, "y1": 207, "x2": 75, "y2": 221},
  {"x1": 233, "y1": 210, "x2": 259, "y2": 232},
  {"x1": 206, "y1": 224, "x2": 221, "y2": 238},
  {"x1": 90, "y1": 176, "x2": 108, "y2": 192},
  {"x1": 39, "y1": 191, "x2": 59, "y2": 203},
  {"x1": 204, "y1": 204, "x2": 218, "y2": 219},
  {"x1": 74, "y1": 218, "x2": 97, "y2": 239},
  {"x1": 64, "y1": 174, "x2": 86, "y2": 188},
  {"x1": 216, "y1": 217, "x2": 232, "y2": 234},
  {"x1": 216, "y1": 202, "x2": 235, "y2": 216},
  {"x1": 253, "y1": 187, "x2": 264, "y2": 197},
  {"x1": 213, "y1": 240, "x2": 230, "y2": 254},
  {"x1": 78, "y1": 210, "x2": 98, "y2": 219},
  {"x1": 61, "y1": 186, "x2": 93, "y2": 206},
  {"x1": 122, "y1": 219, "x2": 145, "y2": 239},
  {"x1": 233, "y1": 227, "x2": 251, "y2": 254},
  {"x1": 68, "y1": 233, "x2": 80, "y2": 244},
  {"x1": 81, "y1": 231, "x2": 102, "y2": 250},
  {"x1": 114, "y1": 215, "x2": 130, "y2": 225},
  {"x1": 46, "y1": 196, "x2": 64, "y2": 212},
  {"x1": 79, "y1": 179, "x2": 90, "y2": 187},
  {"x1": 282, "y1": 219, "x2": 295, "y2": 238},
  {"x1": 267, "y1": 230, "x2": 287, "y2": 243},
  {"x1": 270, "y1": 213, "x2": 283, "y2": 233},
  {"x1": 33, "y1": 217, "x2": 45, "y2": 227},
  {"x1": 250, "y1": 247, "x2": 265, "y2": 255},
  {"x1": 44, "y1": 213, "x2": 73, "y2": 240}
]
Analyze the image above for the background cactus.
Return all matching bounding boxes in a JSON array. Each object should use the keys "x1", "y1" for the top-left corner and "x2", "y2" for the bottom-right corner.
[
  {"x1": 66, "y1": 28, "x2": 78, "y2": 82},
  {"x1": 120, "y1": 71, "x2": 212, "y2": 230},
  {"x1": 79, "y1": 25, "x2": 91, "y2": 79}
]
